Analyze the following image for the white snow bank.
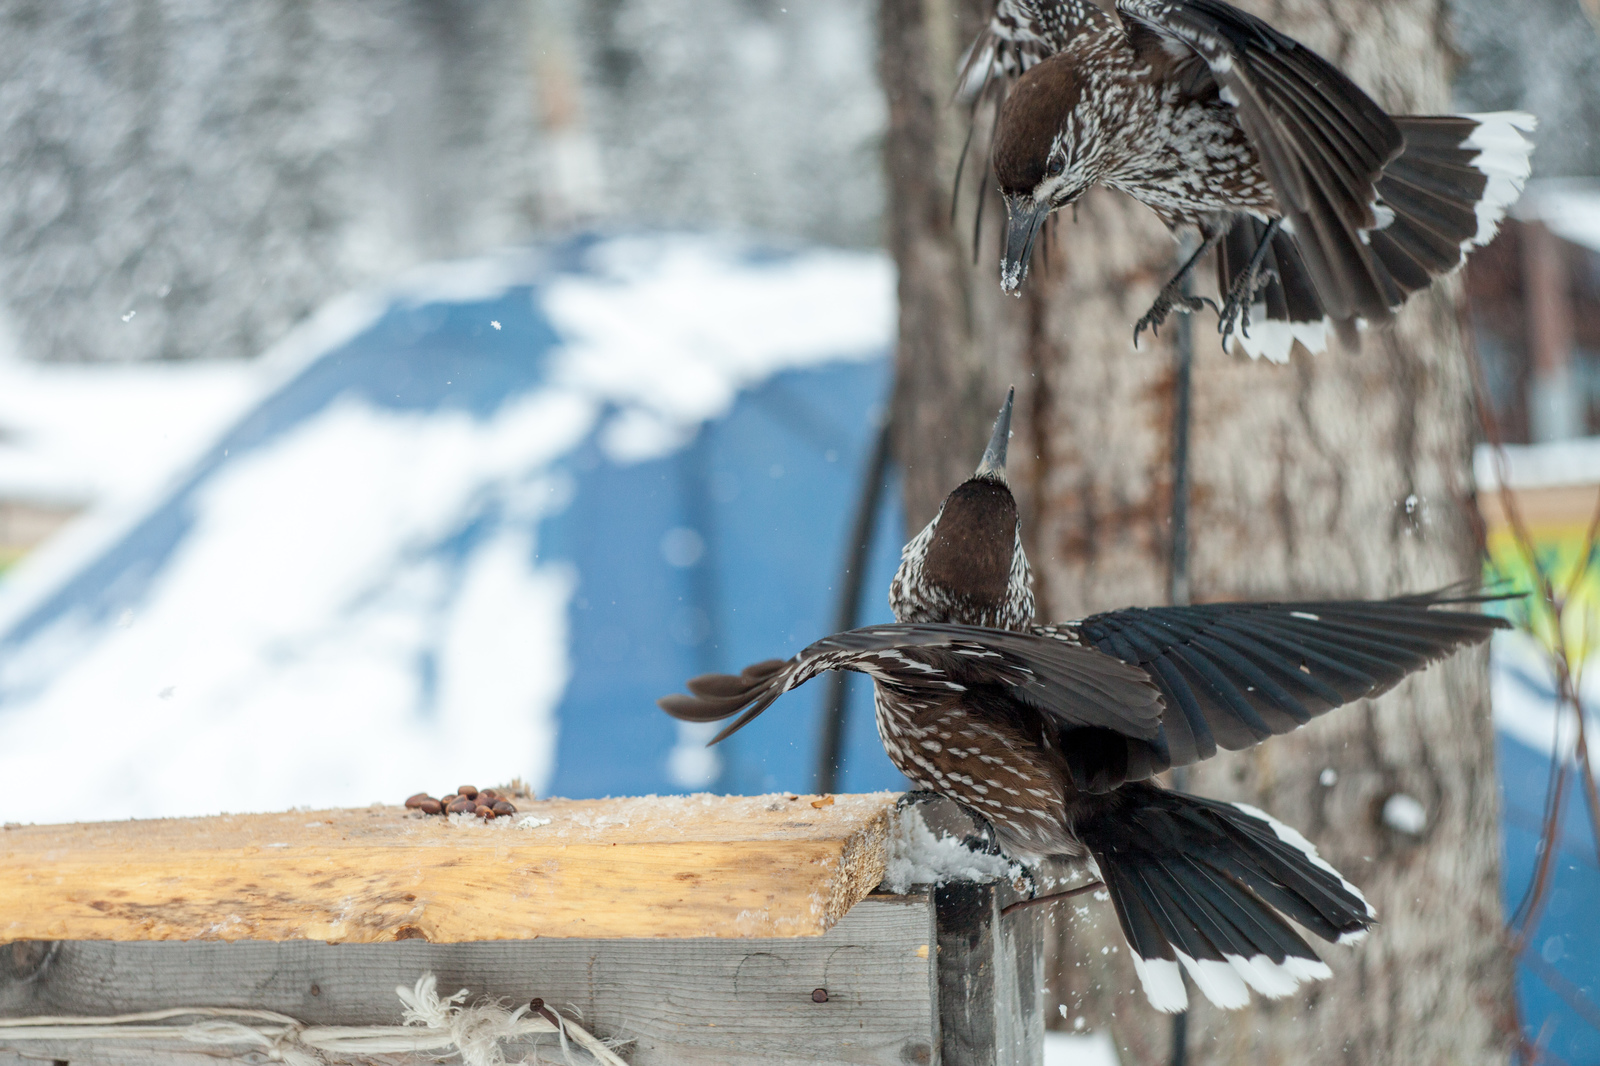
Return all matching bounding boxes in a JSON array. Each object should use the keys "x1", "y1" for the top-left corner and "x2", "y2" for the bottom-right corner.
[
  {"x1": 0, "y1": 353, "x2": 258, "y2": 506},
  {"x1": 1475, "y1": 437, "x2": 1600, "y2": 492},
  {"x1": 1516, "y1": 178, "x2": 1600, "y2": 255},
  {"x1": 0, "y1": 236, "x2": 896, "y2": 825},
  {"x1": 0, "y1": 397, "x2": 581, "y2": 822},
  {"x1": 1045, "y1": 1032, "x2": 1121, "y2": 1066},
  {"x1": 1491, "y1": 629, "x2": 1600, "y2": 772},
  {"x1": 879, "y1": 803, "x2": 1021, "y2": 893},
  {"x1": 546, "y1": 236, "x2": 893, "y2": 462}
]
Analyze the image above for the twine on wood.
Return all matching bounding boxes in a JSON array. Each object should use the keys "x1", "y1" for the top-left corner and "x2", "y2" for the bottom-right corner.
[{"x1": 0, "y1": 972, "x2": 629, "y2": 1066}]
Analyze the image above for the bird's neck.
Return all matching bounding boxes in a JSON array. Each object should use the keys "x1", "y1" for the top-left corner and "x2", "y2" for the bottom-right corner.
[{"x1": 888, "y1": 521, "x2": 1036, "y2": 632}]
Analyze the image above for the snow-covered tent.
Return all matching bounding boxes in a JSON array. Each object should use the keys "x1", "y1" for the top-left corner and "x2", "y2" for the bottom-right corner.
[{"x1": 0, "y1": 234, "x2": 909, "y2": 824}]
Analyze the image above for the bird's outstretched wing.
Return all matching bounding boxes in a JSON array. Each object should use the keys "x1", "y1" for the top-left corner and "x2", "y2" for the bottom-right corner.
[
  {"x1": 1038, "y1": 589, "x2": 1513, "y2": 772},
  {"x1": 1115, "y1": 0, "x2": 1404, "y2": 324},
  {"x1": 958, "y1": 0, "x2": 1114, "y2": 103},
  {"x1": 658, "y1": 622, "x2": 1162, "y2": 746}
]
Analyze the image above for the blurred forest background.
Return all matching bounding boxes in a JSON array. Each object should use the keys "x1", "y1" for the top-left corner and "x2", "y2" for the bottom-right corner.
[
  {"x1": 0, "y1": 0, "x2": 884, "y2": 367},
  {"x1": 0, "y1": 0, "x2": 1588, "y2": 367}
]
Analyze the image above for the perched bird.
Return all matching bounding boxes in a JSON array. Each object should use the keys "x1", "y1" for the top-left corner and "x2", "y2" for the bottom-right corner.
[
  {"x1": 659, "y1": 390, "x2": 1510, "y2": 1012},
  {"x1": 961, "y1": 0, "x2": 1536, "y2": 361}
]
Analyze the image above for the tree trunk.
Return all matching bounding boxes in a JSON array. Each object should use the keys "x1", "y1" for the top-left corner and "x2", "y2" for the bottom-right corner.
[{"x1": 878, "y1": 1, "x2": 1517, "y2": 1063}]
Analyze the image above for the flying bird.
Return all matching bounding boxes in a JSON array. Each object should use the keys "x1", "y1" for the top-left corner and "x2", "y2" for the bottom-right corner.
[
  {"x1": 659, "y1": 389, "x2": 1511, "y2": 1012},
  {"x1": 961, "y1": 0, "x2": 1536, "y2": 361}
]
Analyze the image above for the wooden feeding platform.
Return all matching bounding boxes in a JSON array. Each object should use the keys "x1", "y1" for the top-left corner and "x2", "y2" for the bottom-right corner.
[{"x1": 0, "y1": 793, "x2": 1045, "y2": 1066}]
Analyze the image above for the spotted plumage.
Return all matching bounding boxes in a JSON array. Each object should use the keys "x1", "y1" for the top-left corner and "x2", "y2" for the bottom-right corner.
[
  {"x1": 660, "y1": 391, "x2": 1513, "y2": 1012},
  {"x1": 965, "y1": 0, "x2": 1536, "y2": 361}
]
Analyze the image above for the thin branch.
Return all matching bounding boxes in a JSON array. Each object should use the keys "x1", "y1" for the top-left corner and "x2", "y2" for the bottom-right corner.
[
  {"x1": 1001, "y1": 879, "x2": 1104, "y2": 918},
  {"x1": 1459, "y1": 299, "x2": 1593, "y2": 1056},
  {"x1": 1519, "y1": 942, "x2": 1600, "y2": 1035}
]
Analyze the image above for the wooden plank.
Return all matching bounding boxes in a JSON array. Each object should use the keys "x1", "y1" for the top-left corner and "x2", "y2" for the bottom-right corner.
[
  {"x1": 0, "y1": 895, "x2": 937, "y2": 1066},
  {"x1": 991, "y1": 894, "x2": 1045, "y2": 1064},
  {"x1": 1478, "y1": 481, "x2": 1600, "y2": 532},
  {"x1": 0, "y1": 794, "x2": 898, "y2": 942},
  {"x1": 934, "y1": 882, "x2": 1043, "y2": 1066}
]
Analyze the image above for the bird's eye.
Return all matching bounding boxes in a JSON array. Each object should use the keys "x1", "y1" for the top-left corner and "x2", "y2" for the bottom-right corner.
[{"x1": 1046, "y1": 156, "x2": 1065, "y2": 177}]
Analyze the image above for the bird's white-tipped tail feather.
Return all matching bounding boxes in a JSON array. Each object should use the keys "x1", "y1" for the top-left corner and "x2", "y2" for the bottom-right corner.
[
  {"x1": 1227, "y1": 311, "x2": 1333, "y2": 363},
  {"x1": 1129, "y1": 947, "x2": 1337, "y2": 1014},
  {"x1": 1085, "y1": 789, "x2": 1376, "y2": 1014},
  {"x1": 1130, "y1": 953, "x2": 1189, "y2": 1013},
  {"x1": 1460, "y1": 111, "x2": 1538, "y2": 248},
  {"x1": 1232, "y1": 801, "x2": 1378, "y2": 924}
]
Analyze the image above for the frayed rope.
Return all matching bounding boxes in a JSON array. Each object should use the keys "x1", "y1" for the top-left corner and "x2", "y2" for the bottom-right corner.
[{"x1": 0, "y1": 972, "x2": 629, "y2": 1066}]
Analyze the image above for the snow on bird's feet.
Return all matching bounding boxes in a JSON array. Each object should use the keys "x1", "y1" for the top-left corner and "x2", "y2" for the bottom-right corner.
[{"x1": 879, "y1": 802, "x2": 1023, "y2": 892}]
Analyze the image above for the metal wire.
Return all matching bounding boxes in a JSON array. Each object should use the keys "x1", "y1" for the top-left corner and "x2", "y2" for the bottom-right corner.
[{"x1": 1168, "y1": 239, "x2": 1198, "y2": 1066}]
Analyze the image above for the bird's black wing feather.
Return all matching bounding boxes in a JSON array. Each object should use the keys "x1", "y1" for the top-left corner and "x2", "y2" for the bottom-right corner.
[
  {"x1": 1046, "y1": 588, "x2": 1512, "y2": 770},
  {"x1": 1116, "y1": 0, "x2": 1404, "y2": 322},
  {"x1": 658, "y1": 622, "x2": 1162, "y2": 746}
]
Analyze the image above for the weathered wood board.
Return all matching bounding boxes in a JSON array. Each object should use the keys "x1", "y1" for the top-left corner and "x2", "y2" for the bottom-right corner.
[
  {"x1": 0, "y1": 796, "x2": 1048, "y2": 1065},
  {"x1": 935, "y1": 882, "x2": 1045, "y2": 1066},
  {"x1": 0, "y1": 895, "x2": 939, "y2": 1066},
  {"x1": 0, "y1": 794, "x2": 899, "y2": 942}
]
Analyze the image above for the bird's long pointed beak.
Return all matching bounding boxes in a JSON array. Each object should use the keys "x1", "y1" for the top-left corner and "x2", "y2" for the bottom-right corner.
[
  {"x1": 1001, "y1": 196, "x2": 1049, "y2": 296},
  {"x1": 975, "y1": 386, "x2": 1015, "y2": 480}
]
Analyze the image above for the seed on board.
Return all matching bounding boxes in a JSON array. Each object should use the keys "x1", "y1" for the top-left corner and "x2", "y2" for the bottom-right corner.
[
  {"x1": 458, "y1": 785, "x2": 479, "y2": 800},
  {"x1": 404, "y1": 793, "x2": 431, "y2": 810},
  {"x1": 447, "y1": 799, "x2": 476, "y2": 814},
  {"x1": 475, "y1": 805, "x2": 495, "y2": 819},
  {"x1": 493, "y1": 801, "x2": 515, "y2": 815},
  {"x1": 418, "y1": 799, "x2": 442, "y2": 815}
]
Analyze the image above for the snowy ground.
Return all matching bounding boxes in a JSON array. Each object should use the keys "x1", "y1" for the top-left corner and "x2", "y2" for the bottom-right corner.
[{"x1": 1044, "y1": 1032, "x2": 1121, "y2": 1066}]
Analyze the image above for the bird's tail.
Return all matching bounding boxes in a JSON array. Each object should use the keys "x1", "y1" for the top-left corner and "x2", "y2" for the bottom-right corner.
[
  {"x1": 1218, "y1": 111, "x2": 1535, "y2": 363},
  {"x1": 1076, "y1": 782, "x2": 1375, "y2": 1013}
]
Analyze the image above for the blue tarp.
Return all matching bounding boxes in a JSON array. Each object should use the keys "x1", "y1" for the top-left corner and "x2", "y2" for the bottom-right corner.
[{"x1": 0, "y1": 233, "x2": 909, "y2": 800}]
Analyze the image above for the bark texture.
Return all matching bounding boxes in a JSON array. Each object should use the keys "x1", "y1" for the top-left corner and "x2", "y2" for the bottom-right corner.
[{"x1": 878, "y1": 0, "x2": 1516, "y2": 1062}]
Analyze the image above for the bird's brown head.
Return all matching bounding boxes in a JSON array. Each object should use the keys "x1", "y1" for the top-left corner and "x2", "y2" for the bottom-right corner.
[
  {"x1": 889, "y1": 388, "x2": 1035, "y2": 631},
  {"x1": 993, "y1": 52, "x2": 1104, "y2": 294}
]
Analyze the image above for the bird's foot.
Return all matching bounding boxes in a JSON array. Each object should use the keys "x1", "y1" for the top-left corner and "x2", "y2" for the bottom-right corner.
[
  {"x1": 958, "y1": 830, "x2": 1007, "y2": 858},
  {"x1": 896, "y1": 789, "x2": 944, "y2": 810},
  {"x1": 1133, "y1": 287, "x2": 1216, "y2": 348},
  {"x1": 959, "y1": 814, "x2": 1007, "y2": 858},
  {"x1": 1217, "y1": 265, "x2": 1278, "y2": 347}
]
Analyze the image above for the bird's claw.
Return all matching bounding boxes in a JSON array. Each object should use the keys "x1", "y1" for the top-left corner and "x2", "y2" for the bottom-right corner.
[
  {"x1": 1133, "y1": 290, "x2": 1216, "y2": 348},
  {"x1": 1217, "y1": 266, "x2": 1278, "y2": 346},
  {"x1": 959, "y1": 830, "x2": 1007, "y2": 858},
  {"x1": 896, "y1": 789, "x2": 944, "y2": 810},
  {"x1": 959, "y1": 814, "x2": 1007, "y2": 858}
]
